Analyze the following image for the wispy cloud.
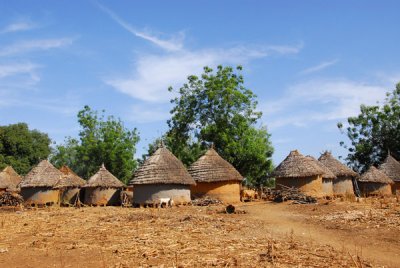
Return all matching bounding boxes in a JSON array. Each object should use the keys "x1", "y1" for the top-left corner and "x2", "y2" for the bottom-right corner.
[
  {"x1": 0, "y1": 62, "x2": 40, "y2": 79},
  {"x1": 299, "y1": 59, "x2": 339, "y2": 75},
  {"x1": 1, "y1": 21, "x2": 37, "y2": 34},
  {"x1": 97, "y1": 3, "x2": 184, "y2": 52},
  {"x1": 263, "y1": 78, "x2": 389, "y2": 130},
  {"x1": 0, "y1": 38, "x2": 74, "y2": 57}
]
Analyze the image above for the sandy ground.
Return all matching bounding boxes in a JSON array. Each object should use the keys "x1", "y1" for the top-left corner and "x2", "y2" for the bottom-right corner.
[{"x1": 0, "y1": 199, "x2": 398, "y2": 267}]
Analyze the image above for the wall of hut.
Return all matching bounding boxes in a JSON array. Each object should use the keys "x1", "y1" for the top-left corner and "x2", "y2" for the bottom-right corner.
[
  {"x1": 322, "y1": 178, "x2": 333, "y2": 196},
  {"x1": 59, "y1": 187, "x2": 81, "y2": 205},
  {"x1": 133, "y1": 184, "x2": 191, "y2": 205},
  {"x1": 84, "y1": 187, "x2": 121, "y2": 206},
  {"x1": 276, "y1": 175, "x2": 323, "y2": 197},
  {"x1": 21, "y1": 187, "x2": 59, "y2": 205},
  {"x1": 392, "y1": 182, "x2": 400, "y2": 195},
  {"x1": 191, "y1": 181, "x2": 241, "y2": 203},
  {"x1": 332, "y1": 177, "x2": 354, "y2": 196},
  {"x1": 358, "y1": 182, "x2": 392, "y2": 197}
]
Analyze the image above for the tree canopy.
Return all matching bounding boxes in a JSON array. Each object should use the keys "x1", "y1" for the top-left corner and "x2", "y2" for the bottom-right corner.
[
  {"x1": 338, "y1": 82, "x2": 400, "y2": 173},
  {"x1": 0, "y1": 123, "x2": 51, "y2": 175},
  {"x1": 164, "y1": 65, "x2": 274, "y2": 187},
  {"x1": 51, "y1": 106, "x2": 140, "y2": 184}
]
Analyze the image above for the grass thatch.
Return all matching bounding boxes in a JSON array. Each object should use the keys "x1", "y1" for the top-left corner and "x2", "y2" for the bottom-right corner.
[
  {"x1": 0, "y1": 166, "x2": 22, "y2": 191},
  {"x1": 188, "y1": 148, "x2": 243, "y2": 183},
  {"x1": 130, "y1": 146, "x2": 195, "y2": 185},
  {"x1": 318, "y1": 152, "x2": 358, "y2": 178},
  {"x1": 359, "y1": 166, "x2": 394, "y2": 184},
  {"x1": 19, "y1": 160, "x2": 63, "y2": 188},
  {"x1": 84, "y1": 164, "x2": 125, "y2": 188},
  {"x1": 56, "y1": 165, "x2": 86, "y2": 188},
  {"x1": 306, "y1": 156, "x2": 336, "y2": 179},
  {"x1": 271, "y1": 150, "x2": 324, "y2": 178},
  {"x1": 379, "y1": 155, "x2": 400, "y2": 182}
]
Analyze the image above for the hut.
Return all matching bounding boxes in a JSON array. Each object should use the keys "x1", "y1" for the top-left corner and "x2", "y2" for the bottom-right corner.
[
  {"x1": 20, "y1": 160, "x2": 62, "y2": 206},
  {"x1": 358, "y1": 166, "x2": 393, "y2": 196},
  {"x1": 130, "y1": 146, "x2": 195, "y2": 206},
  {"x1": 83, "y1": 164, "x2": 125, "y2": 206},
  {"x1": 271, "y1": 150, "x2": 324, "y2": 197},
  {"x1": 0, "y1": 166, "x2": 22, "y2": 193},
  {"x1": 379, "y1": 155, "x2": 400, "y2": 194},
  {"x1": 56, "y1": 165, "x2": 86, "y2": 205},
  {"x1": 318, "y1": 152, "x2": 358, "y2": 196},
  {"x1": 306, "y1": 156, "x2": 336, "y2": 196},
  {"x1": 188, "y1": 148, "x2": 243, "y2": 203}
]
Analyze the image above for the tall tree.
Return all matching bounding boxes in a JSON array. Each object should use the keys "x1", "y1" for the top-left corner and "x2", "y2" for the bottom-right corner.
[
  {"x1": 0, "y1": 123, "x2": 51, "y2": 175},
  {"x1": 51, "y1": 106, "x2": 140, "y2": 184},
  {"x1": 166, "y1": 65, "x2": 274, "y2": 187},
  {"x1": 338, "y1": 82, "x2": 400, "y2": 173}
]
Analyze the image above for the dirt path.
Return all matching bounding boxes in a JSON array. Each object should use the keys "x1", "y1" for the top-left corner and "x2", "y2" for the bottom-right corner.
[{"x1": 240, "y1": 201, "x2": 400, "y2": 267}]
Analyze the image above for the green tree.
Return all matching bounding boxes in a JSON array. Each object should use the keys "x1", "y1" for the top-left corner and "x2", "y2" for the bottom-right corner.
[
  {"x1": 51, "y1": 106, "x2": 140, "y2": 184},
  {"x1": 0, "y1": 123, "x2": 51, "y2": 175},
  {"x1": 338, "y1": 82, "x2": 400, "y2": 173},
  {"x1": 166, "y1": 65, "x2": 274, "y2": 187}
]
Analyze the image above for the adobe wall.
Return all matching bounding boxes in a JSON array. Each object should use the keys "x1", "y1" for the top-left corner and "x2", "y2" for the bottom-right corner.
[
  {"x1": 133, "y1": 184, "x2": 191, "y2": 205},
  {"x1": 191, "y1": 181, "x2": 241, "y2": 204},
  {"x1": 322, "y1": 178, "x2": 333, "y2": 196},
  {"x1": 359, "y1": 182, "x2": 392, "y2": 196},
  {"x1": 60, "y1": 187, "x2": 80, "y2": 205},
  {"x1": 276, "y1": 175, "x2": 323, "y2": 197},
  {"x1": 333, "y1": 177, "x2": 354, "y2": 196},
  {"x1": 21, "y1": 187, "x2": 59, "y2": 205},
  {"x1": 84, "y1": 187, "x2": 121, "y2": 206},
  {"x1": 391, "y1": 182, "x2": 400, "y2": 195}
]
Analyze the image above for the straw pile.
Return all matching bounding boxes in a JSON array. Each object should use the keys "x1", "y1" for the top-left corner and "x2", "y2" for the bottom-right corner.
[{"x1": 19, "y1": 160, "x2": 62, "y2": 188}]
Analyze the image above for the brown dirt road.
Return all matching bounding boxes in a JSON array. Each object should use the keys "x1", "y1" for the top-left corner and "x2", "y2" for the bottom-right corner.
[{"x1": 241, "y1": 201, "x2": 400, "y2": 267}]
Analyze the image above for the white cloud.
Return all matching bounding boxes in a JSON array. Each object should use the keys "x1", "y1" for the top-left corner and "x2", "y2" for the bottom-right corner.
[
  {"x1": 1, "y1": 21, "x2": 36, "y2": 34},
  {"x1": 299, "y1": 59, "x2": 339, "y2": 75},
  {"x1": 263, "y1": 78, "x2": 389, "y2": 130},
  {"x1": 0, "y1": 38, "x2": 74, "y2": 57},
  {"x1": 0, "y1": 62, "x2": 39, "y2": 79},
  {"x1": 97, "y1": 3, "x2": 183, "y2": 52},
  {"x1": 128, "y1": 103, "x2": 171, "y2": 123}
]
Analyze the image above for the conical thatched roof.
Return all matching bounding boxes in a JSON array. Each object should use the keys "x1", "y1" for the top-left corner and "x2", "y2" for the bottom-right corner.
[
  {"x1": 130, "y1": 147, "x2": 195, "y2": 185},
  {"x1": 56, "y1": 165, "x2": 86, "y2": 188},
  {"x1": 0, "y1": 166, "x2": 22, "y2": 191},
  {"x1": 20, "y1": 160, "x2": 63, "y2": 188},
  {"x1": 318, "y1": 152, "x2": 358, "y2": 178},
  {"x1": 84, "y1": 164, "x2": 125, "y2": 188},
  {"x1": 306, "y1": 156, "x2": 336, "y2": 179},
  {"x1": 271, "y1": 150, "x2": 324, "y2": 178},
  {"x1": 359, "y1": 166, "x2": 393, "y2": 184},
  {"x1": 188, "y1": 148, "x2": 243, "y2": 183},
  {"x1": 379, "y1": 155, "x2": 400, "y2": 182}
]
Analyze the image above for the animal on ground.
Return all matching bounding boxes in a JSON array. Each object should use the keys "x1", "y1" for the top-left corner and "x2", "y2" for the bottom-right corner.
[
  {"x1": 241, "y1": 189, "x2": 258, "y2": 202},
  {"x1": 159, "y1": 198, "x2": 174, "y2": 208}
]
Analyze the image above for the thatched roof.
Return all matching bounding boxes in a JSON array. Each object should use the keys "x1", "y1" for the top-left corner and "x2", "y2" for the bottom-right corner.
[
  {"x1": 130, "y1": 147, "x2": 195, "y2": 185},
  {"x1": 84, "y1": 164, "x2": 125, "y2": 188},
  {"x1": 56, "y1": 165, "x2": 86, "y2": 188},
  {"x1": 359, "y1": 166, "x2": 393, "y2": 184},
  {"x1": 306, "y1": 156, "x2": 337, "y2": 180},
  {"x1": 379, "y1": 155, "x2": 400, "y2": 182},
  {"x1": 0, "y1": 166, "x2": 22, "y2": 190},
  {"x1": 188, "y1": 148, "x2": 243, "y2": 183},
  {"x1": 318, "y1": 152, "x2": 358, "y2": 178},
  {"x1": 20, "y1": 160, "x2": 63, "y2": 188},
  {"x1": 271, "y1": 150, "x2": 324, "y2": 178}
]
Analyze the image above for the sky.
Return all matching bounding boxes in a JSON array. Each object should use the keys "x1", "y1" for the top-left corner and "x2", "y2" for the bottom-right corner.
[{"x1": 1, "y1": 1, "x2": 400, "y2": 165}]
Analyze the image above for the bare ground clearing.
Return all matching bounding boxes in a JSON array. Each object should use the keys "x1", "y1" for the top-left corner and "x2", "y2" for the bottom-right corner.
[{"x1": 0, "y1": 199, "x2": 398, "y2": 267}]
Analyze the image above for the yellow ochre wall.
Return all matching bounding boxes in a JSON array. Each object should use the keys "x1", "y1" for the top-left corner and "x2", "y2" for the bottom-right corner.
[
  {"x1": 275, "y1": 175, "x2": 323, "y2": 197},
  {"x1": 191, "y1": 180, "x2": 241, "y2": 204}
]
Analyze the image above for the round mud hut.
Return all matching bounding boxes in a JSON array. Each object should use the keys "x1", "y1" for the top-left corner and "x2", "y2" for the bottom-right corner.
[
  {"x1": 306, "y1": 156, "x2": 336, "y2": 197},
  {"x1": 358, "y1": 166, "x2": 393, "y2": 196},
  {"x1": 83, "y1": 164, "x2": 125, "y2": 206},
  {"x1": 56, "y1": 165, "x2": 86, "y2": 206},
  {"x1": 20, "y1": 160, "x2": 62, "y2": 206},
  {"x1": 271, "y1": 150, "x2": 324, "y2": 197},
  {"x1": 0, "y1": 166, "x2": 22, "y2": 193},
  {"x1": 318, "y1": 152, "x2": 358, "y2": 196},
  {"x1": 188, "y1": 148, "x2": 243, "y2": 203},
  {"x1": 379, "y1": 155, "x2": 400, "y2": 194},
  {"x1": 130, "y1": 146, "x2": 195, "y2": 206}
]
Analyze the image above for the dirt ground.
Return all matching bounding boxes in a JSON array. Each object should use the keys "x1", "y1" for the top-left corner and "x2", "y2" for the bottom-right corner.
[{"x1": 0, "y1": 198, "x2": 399, "y2": 267}]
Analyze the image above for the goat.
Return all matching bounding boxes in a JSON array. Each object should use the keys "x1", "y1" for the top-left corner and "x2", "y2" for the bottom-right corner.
[{"x1": 159, "y1": 198, "x2": 174, "y2": 208}]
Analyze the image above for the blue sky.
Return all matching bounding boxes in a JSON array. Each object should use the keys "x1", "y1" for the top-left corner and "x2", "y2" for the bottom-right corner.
[{"x1": 1, "y1": 1, "x2": 399, "y2": 165}]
